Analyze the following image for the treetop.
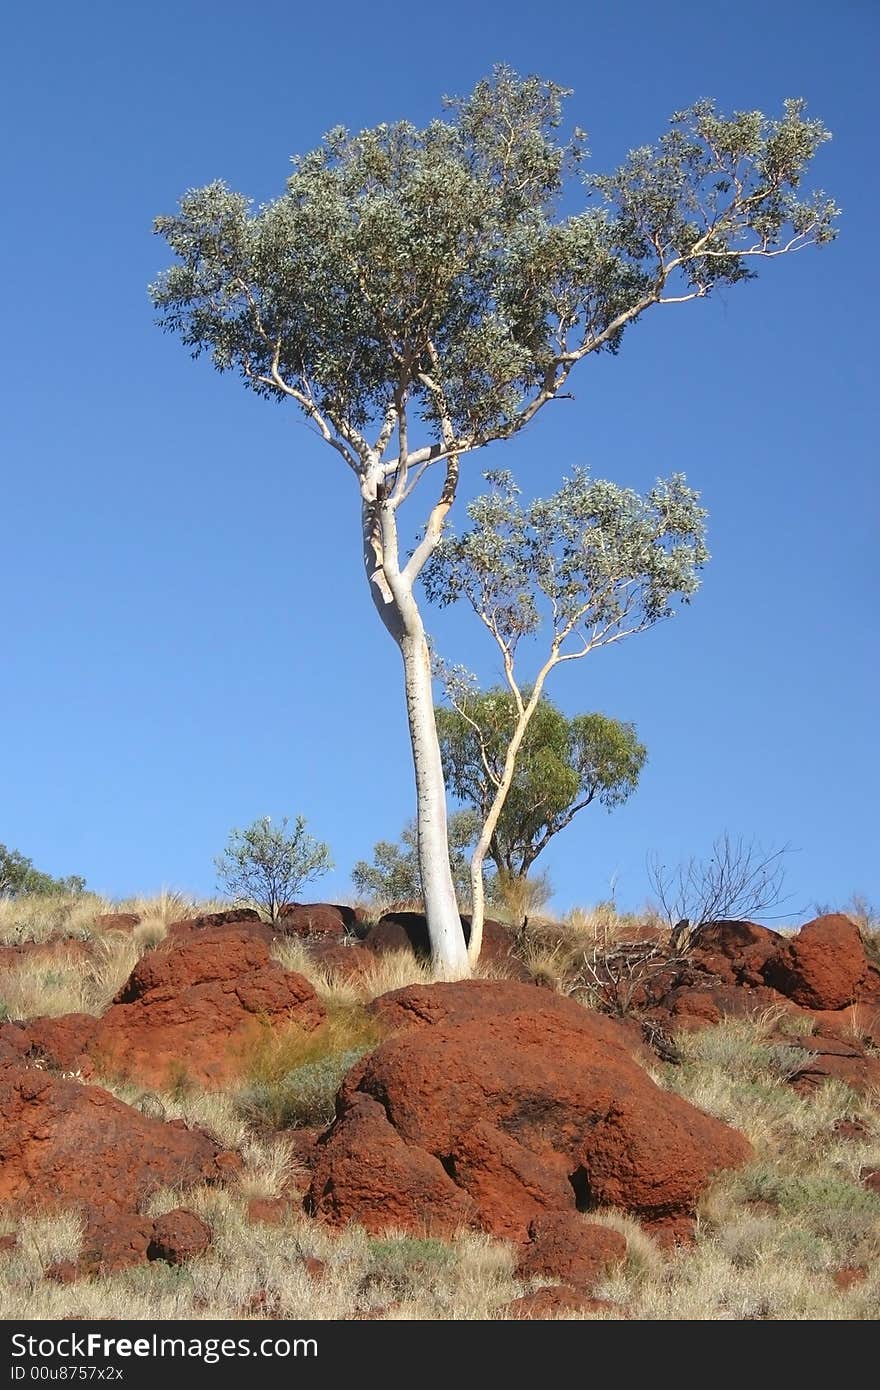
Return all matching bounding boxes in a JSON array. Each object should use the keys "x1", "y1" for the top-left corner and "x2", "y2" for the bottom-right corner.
[{"x1": 150, "y1": 67, "x2": 837, "y2": 484}]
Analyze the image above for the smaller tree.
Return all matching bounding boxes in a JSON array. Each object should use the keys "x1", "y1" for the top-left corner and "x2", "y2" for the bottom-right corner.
[
  {"x1": 0, "y1": 844, "x2": 86, "y2": 899},
  {"x1": 215, "y1": 816, "x2": 332, "y2": 923},
  {"x1": 437, "y1": 690, "x2": 646, "y2": 888},
  {"x1": 352, "y1": 810, "x2": 481, "y2": 908},
  {"x1": 424, "y1": 467, "x2": 707, "y2": 965},
  {"x1": 647, "y1": 832, "x2": 790, "y2": 950}
]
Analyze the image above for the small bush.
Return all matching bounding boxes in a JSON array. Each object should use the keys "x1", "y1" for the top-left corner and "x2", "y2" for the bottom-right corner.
[
  {"x1": 237, "y1": 1049, "x2": 364, "y2": 1129},
  {"x1": 216, "y1": 816, "x2": 332, "y2": 922},
  {"x1": 236, "y1": 1004, "x2": 383, "y2": 1130},
  {"x1": 365, "y1": 1237, "x2": 456, "y2": 1295}
]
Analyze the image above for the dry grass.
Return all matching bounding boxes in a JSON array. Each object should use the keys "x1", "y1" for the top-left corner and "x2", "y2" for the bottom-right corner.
[
  {"x1": 0, "y1": 1193, "x2": 520, "y2": 1320},
  {"x1": 0, "y1": 891, "x2": 218, "y2": 1021},
  {"x1": 271, "y1": 939, "x2": 435, "y2": 1006},
  {"x1": 0, "y1": 892, "x2": 110, "y2": 946},
  {"x1": 0, "y1": 935, "x2": 142, "y2": 1020},
  {"x1": 235, "y1": 1004, "x2": 385, "y2": 1130},
  {"x1": 3, "y1": 893, "x2": 879, "y2": 1319}
]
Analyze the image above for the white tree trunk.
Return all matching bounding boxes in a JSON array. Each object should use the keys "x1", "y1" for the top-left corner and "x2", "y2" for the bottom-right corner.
[
  {"x1": 361, "y1": 485, "x2": 469, "y2": 980},
  {"x1": 467, "y1": 723, "x2": 526, "y2": 968},
  {"x1": 467, "y1": 678, "x2": 547, "y2": 968},
  {"x1": 400, "y1": 626, "x2": 470, "y2": 979}
]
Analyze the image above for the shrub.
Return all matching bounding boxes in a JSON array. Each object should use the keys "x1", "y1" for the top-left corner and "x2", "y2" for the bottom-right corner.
[
  {"x1": 237, "y1": 1049, "x2": 364, "y2": 1130},
  {"x1": 215, "y1": 816, "x2": 332, "y2": 922}
]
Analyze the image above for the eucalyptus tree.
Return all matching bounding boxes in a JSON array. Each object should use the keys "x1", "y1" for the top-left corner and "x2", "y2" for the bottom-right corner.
[
  {"x1": 352, "y1": 809, "x2": 480, "y2": 907},
  {"x1": 0, "y1": 844, "x2": 86, "y2": 899},
  {"x1": 150, "y1": 67, "x2": 836, "y2": 977},
  {"x1": 436, "y1": 690, "x2": 646, "y2": 888},
  {"x1": 425, "y1": 469, "x2": 708, "y2": 964}
]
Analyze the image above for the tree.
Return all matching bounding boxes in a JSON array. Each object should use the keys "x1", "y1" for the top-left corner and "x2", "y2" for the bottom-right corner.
[
  {"x1": 436, "y1": 689, "x2": 646, "y2": 889},
  {"x1": 424, "y1": 469, "x2": 707, "y2": 965},
  {"x1": 352, "y1": 809, "x2": 480, "y2": 907},
  {"x1": 151, "y1": 67, "x2": 836, "y2": 977},
  {"x1": 215, "y1": 816, "x2": 332, "y2": 923},
  {"x1": 647, "y1": 832, "x2": 790, "y2": 950},
  {"x1": 0, "y1": 843, "x2": 86, "y2": 899}
]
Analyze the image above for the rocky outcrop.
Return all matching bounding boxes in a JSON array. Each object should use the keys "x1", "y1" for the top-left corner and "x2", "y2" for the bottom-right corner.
[
  {"x1": 308, "y1": 980, "x2": 751, "y2": 1240},
  {"x1": 0, "y1": 1062, "x2": 237, "y2": 1273}
]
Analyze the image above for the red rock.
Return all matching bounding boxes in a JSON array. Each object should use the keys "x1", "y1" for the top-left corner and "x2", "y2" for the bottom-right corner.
[
  {"x1": 0, "y1": 1233, "x2": 17, "y2": 1253},
  {"x1": 95, "y1": 913, "x2": 141, "y2": 933},
  {"x1": 516, "y1": 1212, "x2": 626, "y2": 1290},
  {"x1": 18, "y1": 1015, "x2": 98, "y2": 1076},
  {"x1": 148, "y1": 1209, "x2": 211, "y2": 1265},
  {"x1": 81, "y1": 1212, "x2": 154, "y2": 1274},
  {"x1": 278, "y1": 904, "x2": 363, "y2": 941},
  {"x1": 89, "y1": 927, "x2": 325, "y2": 1087},
  {"x1": 833, "y1": 1267, "x2": 867, "y2": 1290},
  {"x1": 664, "y1": 983, "x2": 793, "y2": 1029},
  {"x1": 0, "y1": 1025, "x2": 30, "y2": 1067},
  {"x1": 363, "y1": 913, "x2": 524, "y2": 973},
  {"x1": 0, "y1": 1062, "x2": 234, "y2": 1273},
  {"x1": 286, "y1": 1128, "x2": 322, "y2": 1174},
  {"x1": 503, "y1": 1286, "x2": 621, "y2": 1319},
  {"x1": 763, "y1": 915, "x2": 879, "y2": 1011},
  {"x1": 690, "y1": 921, "x2": 784, "y2": 986},
  {"x1": 247, "y1": 1197, "x2": 291, "y2": 1226},
  {"x1": 859, "y1": 1167, "x2": 880, "y2": 1194},
  {"x1": 310, "y1": 982, "x2": 751, "y2": 1240},
  {"x1": 308, "y1": 1094, "x2": 477, "y2": 1236}
]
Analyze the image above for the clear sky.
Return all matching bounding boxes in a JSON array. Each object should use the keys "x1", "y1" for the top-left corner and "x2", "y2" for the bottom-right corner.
[{"x1": 2, "y1": 1, "x2": 877, "y2": 919}]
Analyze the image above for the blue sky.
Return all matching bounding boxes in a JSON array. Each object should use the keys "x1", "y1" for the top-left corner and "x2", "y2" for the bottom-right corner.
[{"x1": 2, "y1": 1, "x2": 877, "y2": 918}]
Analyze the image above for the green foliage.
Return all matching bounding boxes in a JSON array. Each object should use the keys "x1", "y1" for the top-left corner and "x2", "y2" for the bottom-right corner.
[
  {"x1": 424, "y1": 468, "x2": 708, "y2": 654},
  {"x1": 352, "y1": 809, "x2": 481, "y2": 905},
  {"x1": 151, "y1": 68, "x2": 836, "y2": 463},
  {"x1": 366, "y1": 1237, "x2": 455, "y2": 1294},
  {"x1": 436, "y1": 689, "x2": 646, "y2": 879},
  {"x1": 215, "y1": 816, "x2": 332, "y2": 922},
  {"x1": 236, "y1": 1048, "x2": 364, "y2": 1130},
  {"x1": 0, "y1": 844, "x2": 86, "y2": 900}
]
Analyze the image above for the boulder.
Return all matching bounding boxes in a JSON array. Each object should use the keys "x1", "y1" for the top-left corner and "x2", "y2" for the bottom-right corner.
[
  {"x1": 516, "y1": 1212, "x2": 626, "y2": 1290},
  {"x1": 278, "y1": 904, "x2": 363, "y2": 941},
  {"x1": 503, "y1": 1286, "x2": 621, "y2": 1319},
  {"x1": 362, "y1": 913, "x2": 525, "y2": 973},
  {"x1": 90, "y1": 926, "x2": 325, "y2": 1087},
  {"x1": 689, "y1": 920, "x2": 783, "y2": 986},
  {"x1": 307, "y1": 1093, "x2": 477, "y2": 1235},
  {"x1": 148, "y1": 1208, "x2": 211, "y2": 1265},
  {"x1": 763, "y1": 915, "x2": 879, "y2": 1011},
  {"x1": 0, "y1": 1064, "x2": 234, "y2": 1209},
  {"x1": 0, "y1": 1063, "x2": 235, "y2": 1272},
  {"x1": 309, "y1": 981, "x2": 751, "y2": 1240}
]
